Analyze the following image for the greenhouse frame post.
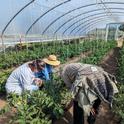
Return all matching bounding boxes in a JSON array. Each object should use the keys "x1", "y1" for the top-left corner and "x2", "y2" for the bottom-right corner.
[
  {"x1": 115, "y1": 25, "x2": 119, "y2": 40},
  {"x1": 96, "y1": 28, "x2": 99, "y2": 42},
  {"x1": 1, "y1": 37, "x2": 5, "y2": 55},
  {"x1": 105, "y1": 24, "x2": 109, "y2": 42}
]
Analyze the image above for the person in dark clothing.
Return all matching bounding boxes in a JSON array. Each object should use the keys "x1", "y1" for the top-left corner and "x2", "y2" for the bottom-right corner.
[{"x1": 61, "y1": 63, "x2": 118, "y2": 124}]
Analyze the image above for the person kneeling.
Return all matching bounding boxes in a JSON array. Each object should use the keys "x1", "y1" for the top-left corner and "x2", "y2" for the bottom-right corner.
[{"x1": 5, "y1": 59, "x2": 45, "y2": 95}]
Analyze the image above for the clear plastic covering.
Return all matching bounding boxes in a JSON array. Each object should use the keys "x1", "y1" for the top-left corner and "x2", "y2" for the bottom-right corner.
[{"x1": 0, "y1": 0, "x2": 124, "y2": 44}]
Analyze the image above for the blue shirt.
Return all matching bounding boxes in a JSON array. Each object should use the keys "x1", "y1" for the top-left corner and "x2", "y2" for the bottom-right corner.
[{"x1": 35, "y1": 64, "x2": 53, "y2": 81}]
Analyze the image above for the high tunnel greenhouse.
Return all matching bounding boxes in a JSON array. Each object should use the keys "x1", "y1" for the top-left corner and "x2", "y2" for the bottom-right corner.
[{"x1": 0, "y1": 0, "x2": 124, "y2": 124}]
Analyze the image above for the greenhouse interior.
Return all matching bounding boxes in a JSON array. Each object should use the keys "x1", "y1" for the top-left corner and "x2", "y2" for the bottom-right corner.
[{"x1": 0, "y1": 0, "x2": 124, "y2": 124}]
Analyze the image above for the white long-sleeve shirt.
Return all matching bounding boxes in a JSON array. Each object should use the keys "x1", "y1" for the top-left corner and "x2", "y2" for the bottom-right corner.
[{"x1": 5, "y1": 63, "x2": 38, "y2": 95}]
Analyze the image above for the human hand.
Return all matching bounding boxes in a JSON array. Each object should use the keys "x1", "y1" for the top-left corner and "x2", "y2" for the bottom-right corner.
[
  {"x1": 90, "y1": 108, "x2": 96, "y2": 116},
  {"x1": 64, "y1": 99, "x2": 73, "y2": 111},
  {"x1": 34, "y1": 78, "x2": 43, "y2": 87}
]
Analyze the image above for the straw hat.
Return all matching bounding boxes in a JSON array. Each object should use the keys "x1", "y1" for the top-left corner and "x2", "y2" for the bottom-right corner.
[{"x1": 43, "y1": 55, "x2": 60, "y2": 66}]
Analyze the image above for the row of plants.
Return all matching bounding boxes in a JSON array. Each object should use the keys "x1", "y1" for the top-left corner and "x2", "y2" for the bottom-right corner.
[
  {"x1": 0, "y1": 40, "x2": 91, "y2": 93},
  {"x1": 0, "y1": 40, "x2": 116, "y2": 124},
  {"x1": 0, "y1": 40, "x2": 112, "y2": 93},
  {"x1": 0, "y1": 40, "x2": 115, "y2": 70},
  {"x1": 0, "y1": 40, "x2": 93, "y2": 70},
  {"x1": 80, "y1": 40, "x2": 116, "y2": 64},
  {"x1": 0, "y1": 42, "x2": 94, "y2": 124},
  {"x1": 113, "y1": 46, "x2": 124, "y2": 124},
  {"x1": 0, "y1": 40, "x2": 116, "y2": 94},
  {"x1": 0, "y1": 75, "x2": 72, "y2": 124}
]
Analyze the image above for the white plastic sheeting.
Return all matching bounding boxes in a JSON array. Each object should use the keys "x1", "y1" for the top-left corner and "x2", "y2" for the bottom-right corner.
[{"x1": 0, "y1": 0, "x2": 124, "y2": 43}]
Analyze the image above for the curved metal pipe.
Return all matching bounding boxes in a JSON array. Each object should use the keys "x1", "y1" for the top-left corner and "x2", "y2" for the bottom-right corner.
[
  {"x1": 54, "y1": 7, "x2": 124, "y2": 35},
  {"x1": 76, "y1": 18, "x2": 118, "y2": 36},
  {"x1": 75, "y1": 17, "x2": 124, "y2": 36},
  {"x1": 62, "y1": 9, "x2": 124, "y2": 36},
  {"x1": 42, "y1": 2, "x2": 124, "y2": 35},
  {"x1": 1, "y1": 0, "x2": 36, "y2": 36},
  {"x1": 70, "y1": 15, "x2": 124, "y2": 35},
  {"x1": 70, "y1": 16, "x2": 109, "y2": 35},
  {"x1": 78, "y1": 19, "x2": 112, "y2": 36},
  {"x1": 79, "y1": 22, "x2": 110, "y2": 36},
  {"x1": 26, "y1": 0, "x2": 71, "y2": 35},
  {"x1": 80, "y1": 25, "x2": 102, "y2": 36},
  {"x1": 74, "y1": 18, "x2": 111, "y2": 35},
  {"x1": 63, "y1": 12, "x2": 108, "y2": 35},
  {"x1": 79, "y1": 21, "x2": 120, "y2": 36},
  {"x1": 70, "y1": 12, "x2": 124, "y2": 35}
]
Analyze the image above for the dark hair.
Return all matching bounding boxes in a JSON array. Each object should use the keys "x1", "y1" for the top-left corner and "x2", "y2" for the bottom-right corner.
[{"x1": 30, "y1": 59, "x2": 45, "y2": 70}]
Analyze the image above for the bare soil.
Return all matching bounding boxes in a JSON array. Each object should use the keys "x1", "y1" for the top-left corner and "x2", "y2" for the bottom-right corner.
[
  {"x1": 99, "y1": 47, "x2": 121, "y2": 76},
  {"x1": 0, "y1": 98, "x2": 6, "y2": 109},
  {"x1": 95, "y1": 47, "x2": 121, "y2": 124},
  {"x1": 0, "y1": 108, "x2": 16, "y2": 124},
  {"x1": 54, "y1": 106, "x2": 73, "y2": 124}
]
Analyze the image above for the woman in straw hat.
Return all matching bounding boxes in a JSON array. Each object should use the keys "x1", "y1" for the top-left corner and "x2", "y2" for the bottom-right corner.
[{"x1": 35, "y1": 55, "x2": 60, "y2": 81}]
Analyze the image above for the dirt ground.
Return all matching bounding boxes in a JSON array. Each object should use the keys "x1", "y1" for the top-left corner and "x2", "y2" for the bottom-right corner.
[
  {"x1": 99, "y1": 47, "x2": 121, "y2": 76},
  {"x1": 0, "y1": 47, "x2": 122, "y2": 124},
  {"x1": 95, "y1": 47, "x2": 121, "y2": 124}
]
